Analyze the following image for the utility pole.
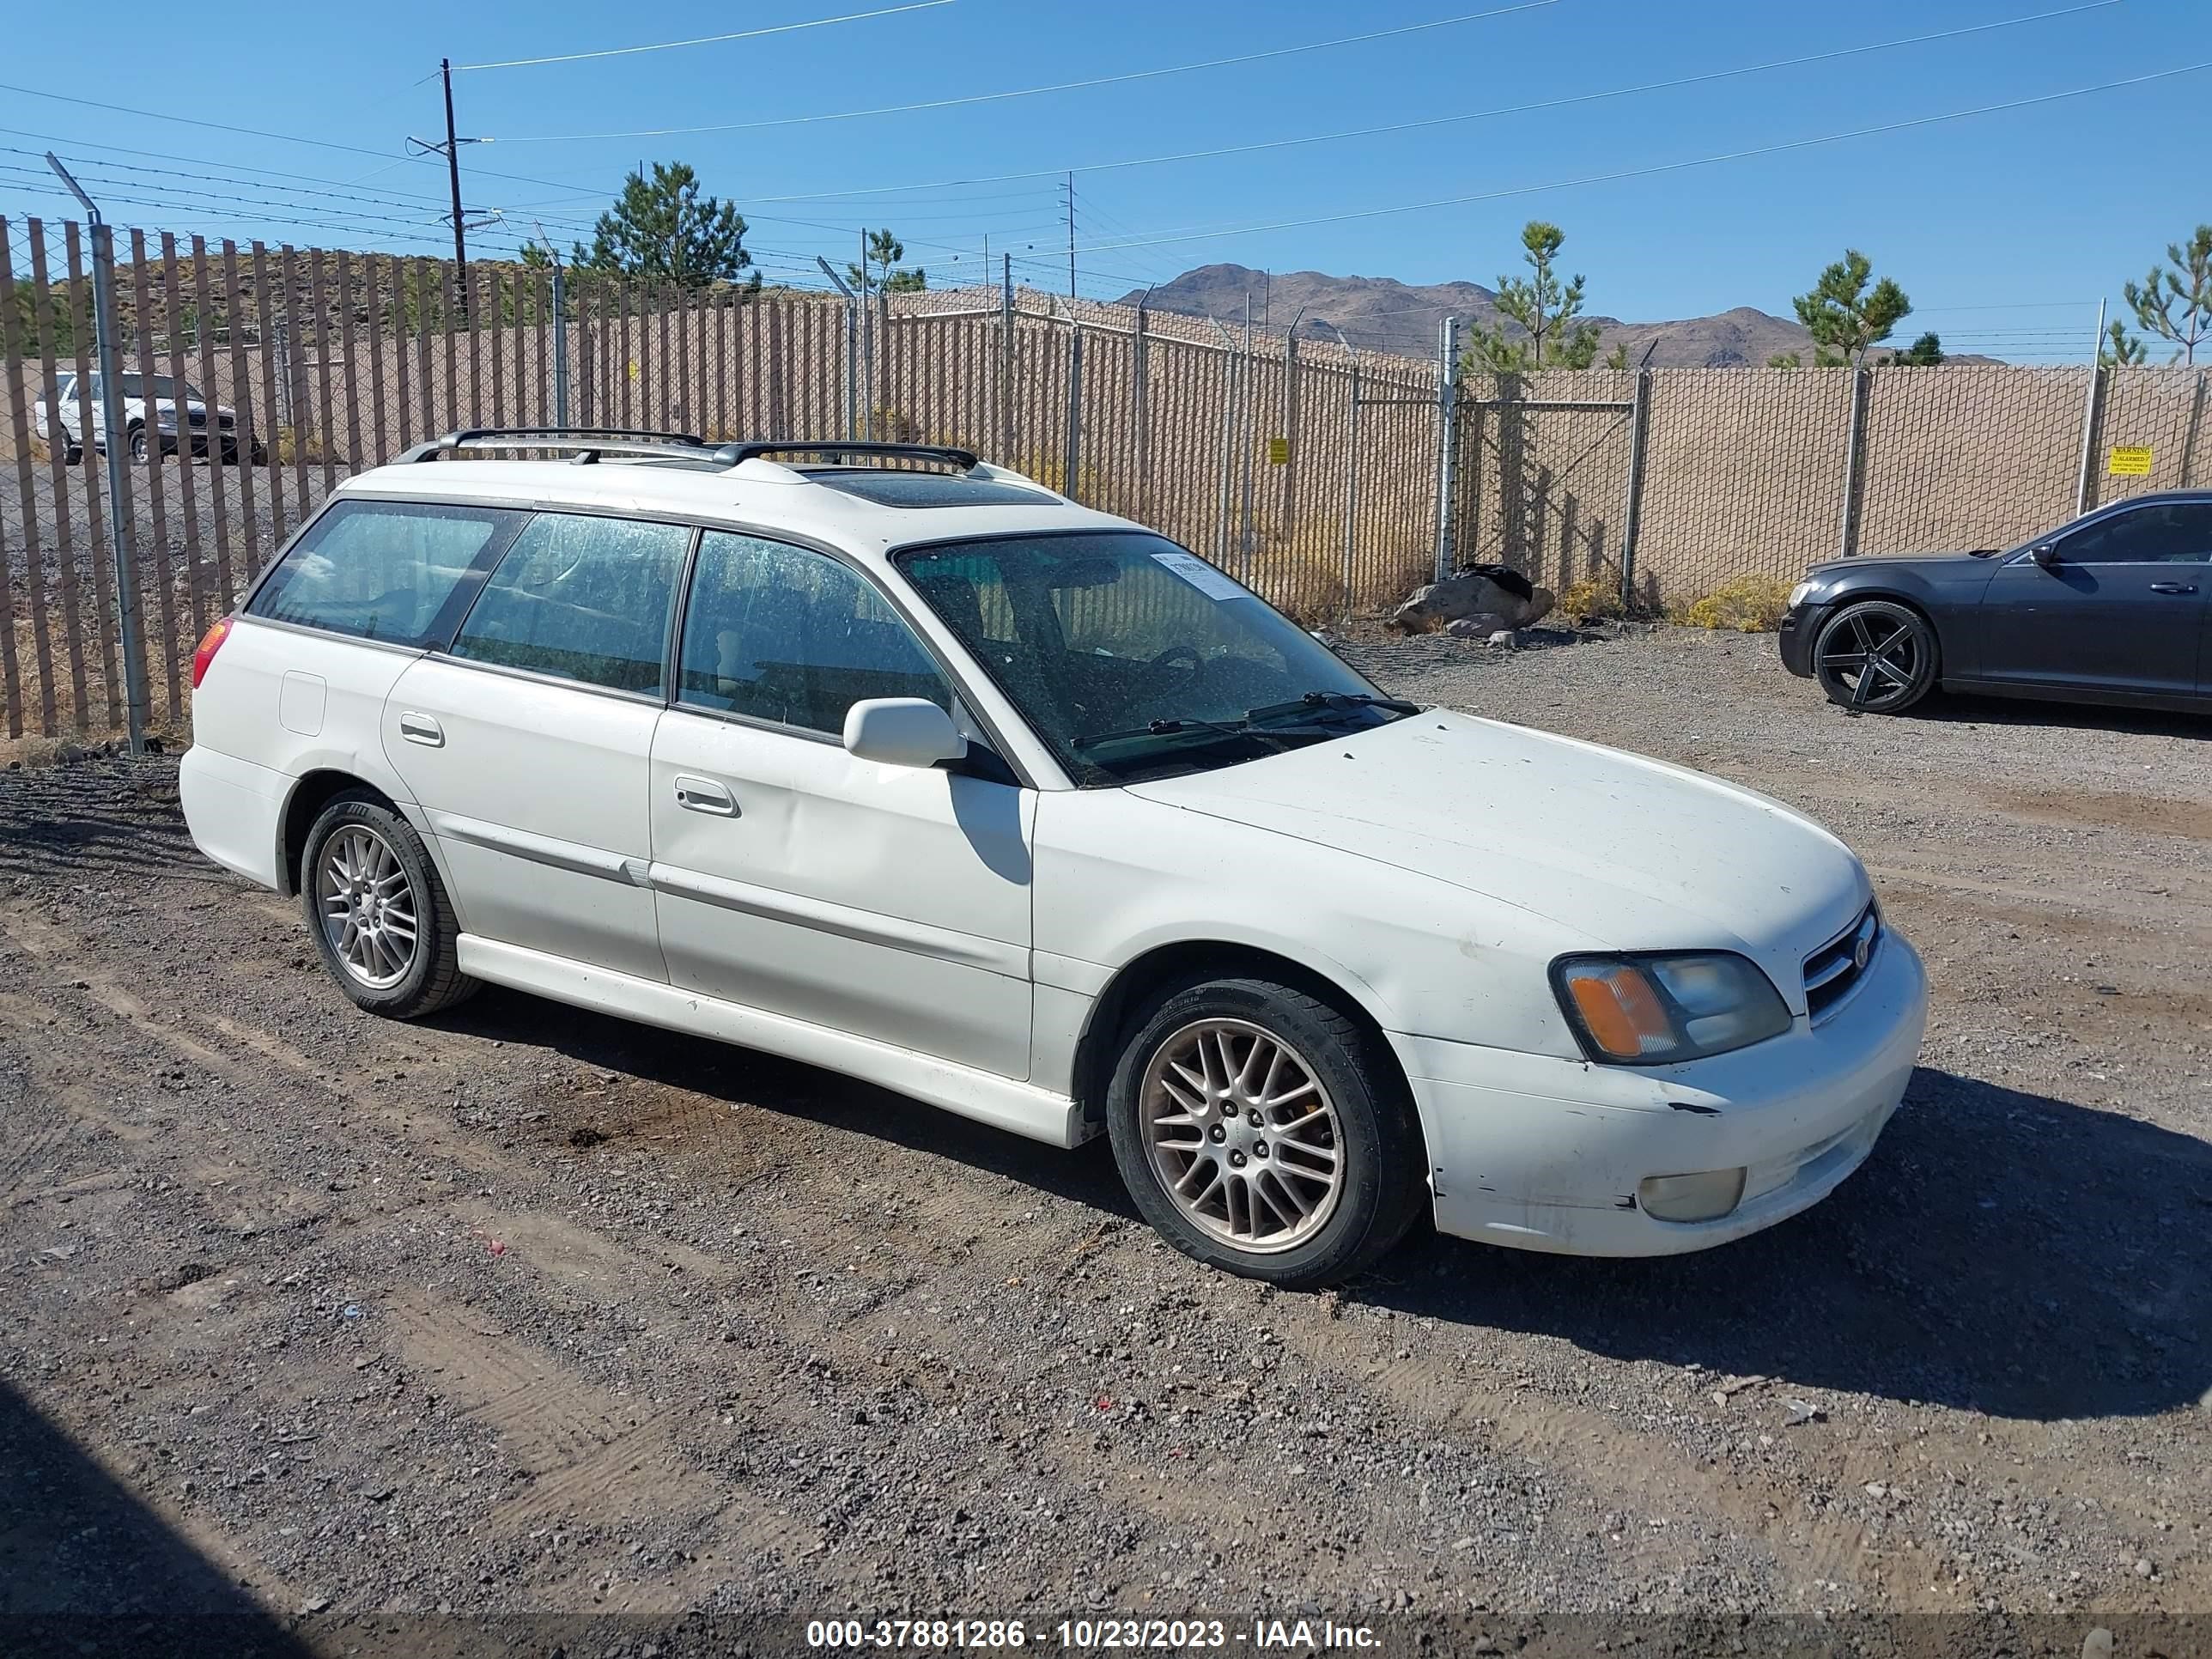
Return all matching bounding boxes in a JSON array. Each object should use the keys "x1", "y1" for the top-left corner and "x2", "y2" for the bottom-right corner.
[
  {"x1": 1064, "y1": 171, "x2": 1076, "y2": 300},
  {"x1": 441, "y1": 61, "x2": 467, "y2": 311}
]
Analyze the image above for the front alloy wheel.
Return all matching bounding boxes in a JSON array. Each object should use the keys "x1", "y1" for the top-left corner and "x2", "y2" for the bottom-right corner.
[
  {"x1": 1107, "y1": 975, "x2": 1425, "y2": 1289},
  {"x1": 1813, "y1": 599, "x2": 1936, "y2": 714},
  {"x1": 1140, "y1": 1018, "x2": 1346, "y2": 1254}
]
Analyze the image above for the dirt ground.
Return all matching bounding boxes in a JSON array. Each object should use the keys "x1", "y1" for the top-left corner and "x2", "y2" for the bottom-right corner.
[{"x1": 3, "y1": 626, "x2": 2209, "y2": 1657}]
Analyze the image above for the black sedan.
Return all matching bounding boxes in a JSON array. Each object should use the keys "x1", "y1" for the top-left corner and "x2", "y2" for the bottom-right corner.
[{"x1": 1778, "y1": 491, "x2": 2212, "y2": 715}]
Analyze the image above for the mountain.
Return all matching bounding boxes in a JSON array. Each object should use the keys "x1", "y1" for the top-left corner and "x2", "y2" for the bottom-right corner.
[{"x1": 1116, "y1": 264, "x2": 1816, "y2": 368}]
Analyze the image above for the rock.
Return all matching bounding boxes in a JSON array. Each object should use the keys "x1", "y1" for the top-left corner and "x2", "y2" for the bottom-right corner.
[
  {"x1": 1863, "y1": 1482, "x2": 1887, "y2": 1499},
  {"x1": 298, "y1": 1595, "x2": 330, "y2": 1616},
  {"x1": 1487, "y1": 630, "x2": 1516, "y2": 650},
  {"x1": 2135, "y1": 1557, "x2": 2155, "y2": 1578},
  {"x1": 2081, "y1": 1629, "x2": 2114, "y2": 1659},
  {"x1": 1391, "y1": 567, "x2": 1555, "y2": 634},
  {"x1": 1784, "y1": 1399, "x2": 1822, "y2": 1426},
  {"x1": 1443, "y1": 613, "x2": 1510, "y2": 640}
]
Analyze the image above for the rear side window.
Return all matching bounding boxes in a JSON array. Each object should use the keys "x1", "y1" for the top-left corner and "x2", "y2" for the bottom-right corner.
[
  {"x1": 249, "y1": 498, "x2": 520, "y2": 647},
  {"x1": 452, "y1": 512, "x2": 691, "y2": 696},
  {"x1": 677, "y1": 530, "x2": 951, "y2": 733}
]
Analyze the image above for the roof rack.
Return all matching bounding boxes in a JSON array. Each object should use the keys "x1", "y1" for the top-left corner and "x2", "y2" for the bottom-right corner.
[
  {"x1": 392, "y1": 430, "x2": 989, "y2": 477},
  {"x1": 398, "y1": 428, "x2": 710, "y2": 465},
  {"x1": 716, "y1": 440, "x2": 980, "y2": 472}
]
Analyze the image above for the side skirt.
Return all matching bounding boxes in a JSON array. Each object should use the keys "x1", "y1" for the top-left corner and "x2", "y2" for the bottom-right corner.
[{"x1": 454, "y1": 935, "x2": 1089, "y2": 1149}]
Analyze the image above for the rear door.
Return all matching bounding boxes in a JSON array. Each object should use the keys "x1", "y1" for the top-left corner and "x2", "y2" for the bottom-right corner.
[
  {"x1": 648, "y1": 528, "x2": 1035, "y2": 1079},
  {"x1": 380, "y1": 510, "x2": 692, "y2": 981},
  {"x1": 1978, "y1": 501, "x2": 2211, "y2": 699}
]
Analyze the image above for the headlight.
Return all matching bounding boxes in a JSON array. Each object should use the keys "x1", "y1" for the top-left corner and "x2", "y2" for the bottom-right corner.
[
  {"x1": 1551, "y1": 951, "x2": 1791, "y2": 1065},
  {"x1": 1786, "y1": 580, "x2": 1819, "y2": 610}
]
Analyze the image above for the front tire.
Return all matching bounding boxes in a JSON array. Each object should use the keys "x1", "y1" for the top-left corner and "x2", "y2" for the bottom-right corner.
[
  {"x1": 127, "y1": 424, "x2": 149, "y2": 463},
  {"x1": 1105, "y1": 975, "x2": 1425, "y2": 1289},
  {"x1": 300, "y1": 793, "x2": 477, "y2": 1018},
  {"x1": 1813, "y1": 599, "x2": 1937, "y2": 714}
]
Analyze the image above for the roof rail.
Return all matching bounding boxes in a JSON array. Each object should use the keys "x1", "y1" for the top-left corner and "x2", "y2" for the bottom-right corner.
[
  {"x1": 398, "y1": 428, "x2": 709, "y2": 464},
  {"x1": 714, "y1": 440, "x2": 980, "y2": 472}
]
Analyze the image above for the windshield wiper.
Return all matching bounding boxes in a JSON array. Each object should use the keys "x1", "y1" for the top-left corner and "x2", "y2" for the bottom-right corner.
[
  {"x1": 1070, "y1": 715, "x2": 1276, "y2": 751},
  {"x1": 1244, "y1": 690, "x2": 1420, "y2": 726}
]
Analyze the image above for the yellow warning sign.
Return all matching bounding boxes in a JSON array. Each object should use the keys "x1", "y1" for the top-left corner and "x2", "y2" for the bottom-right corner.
[
  {"x1": 2108, "y1": 445, "x2": 2154, "y2": 476},
  {"x1": 1267, "y1": 436, "x2": 1290, "y2": 465}
]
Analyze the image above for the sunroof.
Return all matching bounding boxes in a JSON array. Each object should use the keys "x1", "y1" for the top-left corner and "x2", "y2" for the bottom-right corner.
[{"x1": 805, "y1": 468, "x2": 1058, "y2": 507}]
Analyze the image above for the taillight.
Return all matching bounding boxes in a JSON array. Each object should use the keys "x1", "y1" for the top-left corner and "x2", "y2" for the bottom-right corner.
[{"x1": 191, "y1": 615, "x2": 234, "y2": 690}]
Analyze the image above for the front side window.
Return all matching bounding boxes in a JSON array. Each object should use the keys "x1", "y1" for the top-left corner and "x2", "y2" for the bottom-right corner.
[
  {"x1": 896, "y1": 532, "x2": 1407, "y2": 784},
  {"x1": 678, "y1": 530, "x2": 951, "y2": 735},
  {"x1": 452, "y1": 513, "x2": 690, "y2": 696},
  {"x1": 249, "y1": 498, "x2": 521, "y2": 647},
  {"x1": 2057, "y1": 502, "x2": 2212, "y2": 564}
]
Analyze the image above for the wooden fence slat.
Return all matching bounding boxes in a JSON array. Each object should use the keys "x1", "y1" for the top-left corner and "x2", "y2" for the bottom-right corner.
[
  {"x1": 335, "y1": 252, "x2": 365, "y2": 472},
  {"x1": 64, "y1": 224, "x2": 120, "y2": 722},
  {"x1": 441, "y1": 258, "x2": 459, "y2": 434},
  {"x1": 29, "y1": 221, "x2": 91, "y2": 726},
  {"x1": 130, "y1": 230, "x2": 183, "y2": 718},
  {"x1": 161, "y1": 233, "x2": 210, "y2": 643},
  {"x1": 250, "y1": 242, "x2": 287, "y2": 544},
  {"x1": 219, "y1": 241, "x2": 264, "y2": 590},
  {"x1": 0, "y1": 218, "x2": 53, "y2": 735},
  {"x1": 307, "y1": 249, "x2": 337, "y2": 497},
  {"x1": 191, "y1": 238, "x2": 236, "y2": 611},
  {"x1": 367, "y1": 255, "x2": 391, "y2": 463},
  {"x1": 414, "y1": 257, "x2": 435, "y2": 439}
]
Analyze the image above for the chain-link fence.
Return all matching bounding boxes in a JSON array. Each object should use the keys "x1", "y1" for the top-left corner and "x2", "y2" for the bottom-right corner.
[{"x1": 7, "y1": 210, "x2": 2212, "y2": 746}]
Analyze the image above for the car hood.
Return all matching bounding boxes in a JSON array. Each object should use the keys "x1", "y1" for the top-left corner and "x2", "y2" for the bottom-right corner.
[
  {"x1": 1127, "y1": 711, "x2": 1870, "y2": 1013},
  {"x1": 1802, "y1": 551, "x2": 2008, "y2": 583}
]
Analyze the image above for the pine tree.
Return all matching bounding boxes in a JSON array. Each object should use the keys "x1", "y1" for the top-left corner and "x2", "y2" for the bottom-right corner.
[
  {"x1": 1465, "y1": 222, "x2": 1601, "y2": 372},
  {"x1": 848, "y1": 229, "x2": 927, "y2": 295},
  {"x1": 574, "y1": 162, "x2": 760, "y2": 290},
  {"x1": 1791, "y1": 250, "x2": 1912, "y2": 368},
  {"x1": 2123, "y1": 226, "x2": 2212, "y2": 365},
  {"x1": 2100, "y1": 318, "x2": 2148, "y2": 367}
]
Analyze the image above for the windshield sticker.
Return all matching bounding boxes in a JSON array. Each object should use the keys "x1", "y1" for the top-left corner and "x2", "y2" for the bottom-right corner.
[{"x1": 1151, "y1": 550, "x2": 1246, "y2": 602}]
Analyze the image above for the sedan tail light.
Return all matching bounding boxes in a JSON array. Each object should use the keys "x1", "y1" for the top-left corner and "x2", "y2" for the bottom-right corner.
[{"x1": 191, "y1": 615, "x2": 234, "y2": 690}]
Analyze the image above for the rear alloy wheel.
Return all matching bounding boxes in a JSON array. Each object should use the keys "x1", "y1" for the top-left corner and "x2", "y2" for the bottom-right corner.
[
  {"x1": 301, "y1": 793, "x2": 477, "y2": 1018},
  {"x1": 1813, "y1": 599, "x2": 1937, "y2": 714},
  {"x1": 1107, "y1": 976, "x2": 1425, "y2": 1289}
]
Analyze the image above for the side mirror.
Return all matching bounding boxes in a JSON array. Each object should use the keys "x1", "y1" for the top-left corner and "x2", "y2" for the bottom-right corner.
[
  {"x1": 2029, "y1": 542, "x2": 2059, "y2": 568},
  {"x1": 842, "y1": 697, "x2": 968, "y2": 769}
]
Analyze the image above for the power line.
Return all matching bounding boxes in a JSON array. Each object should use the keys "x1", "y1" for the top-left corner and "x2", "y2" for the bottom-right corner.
[
  {"x1": 1073, "y1": 62, "x2": 2212, "y2": 256},
  {"x1": 453, "y1": 0, "x2": 954, "y2": 71},
  {"x1": 0, "y1": 82, "x2": 402, "y2": 161},
  {"x1": 494, "y1": 0, "x2": 1560, "y2": 142},
  {"x1": 719, "y1": 0, "x2": 2114, "y2": 204}
]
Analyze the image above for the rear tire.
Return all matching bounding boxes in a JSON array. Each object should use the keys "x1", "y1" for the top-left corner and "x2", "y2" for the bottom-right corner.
[
  {"x1": 1105, "y1": 975, "x2": 1425, "y2": 1289},
  {"x1": 1813, "y1": 599, "x2": 1938, "y2": 714},
  {"x1": 299, "y1": 792, "x2": 478, "y2": 1018}
]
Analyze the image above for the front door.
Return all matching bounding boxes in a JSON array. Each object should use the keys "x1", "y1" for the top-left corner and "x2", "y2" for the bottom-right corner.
[
  {"x1": 649, "y1": 528, "x2": 1035, "y2": 1079},
  {"x1": 381, "y1": 509, "x2": 693, "y2": 981},
  {"x1": 1978, "y1": 501, "x2": 2212, "y2": 699}
]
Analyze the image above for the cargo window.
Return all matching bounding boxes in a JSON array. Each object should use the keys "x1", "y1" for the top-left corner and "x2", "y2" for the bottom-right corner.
[{"x1": 248, "y1": 498, "x2": 522, "y2": 647}]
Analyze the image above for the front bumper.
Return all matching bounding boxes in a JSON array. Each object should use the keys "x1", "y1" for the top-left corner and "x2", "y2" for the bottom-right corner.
[
  {"x1": 1776, "y1": 600, "x2": 1831, "y2": 678},
  {"x1": 1395, "y1": 928, "x2": 1926, "y2": 1256}
]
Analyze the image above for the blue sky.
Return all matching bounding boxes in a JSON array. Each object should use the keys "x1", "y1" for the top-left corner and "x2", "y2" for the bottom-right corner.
[{"x1": 3, "y1": 0, "x2": 2205, "y2": 361}]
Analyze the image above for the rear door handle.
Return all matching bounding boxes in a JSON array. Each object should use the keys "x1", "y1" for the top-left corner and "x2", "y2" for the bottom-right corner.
[
  {"x1": 398, "y1": 710, "x2": 444, "y2": 746},
  {"x1": 2148, "y1": 581, "x2": 2198, "y2": 594},
  {"x1": 672, "y1": 775, "x2": 738, "y2": 817}
]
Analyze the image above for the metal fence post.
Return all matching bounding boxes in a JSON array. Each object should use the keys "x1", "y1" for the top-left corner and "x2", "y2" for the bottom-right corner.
[
  {"x1": 2074, "y1": 361, "x2": 2106, "y2": 520},
  {"x1": 1133, "y1": 300, "x2": 1151, "y2": 518},
  {"x1": 1063, "y1": 324, "x2": 1084, "y2": 502},
  {"x1": 813, "y1": 256, "x2": 858, "y2": 442},
  {"x1": 1838, "y1": 364, "x2": 1870, "y2": 560},
  {"x1": 550, "y1": 262, "x2": 570, "y2": 429},
  {"x1": 1280, "y1": 319, "x2": 1301, "y2": 544},
  {"x1": 45, "y1": 155, "x2": 147, "y2": 755},
  {"x1": 999, "y1": 254, "x2": 1013, "y2": 462},
  {"x1": 1619, "y1": 367, "x2": 1653, "y2": 611},
  {"x1": 1434, "y1": 315, "x2": 1461, "y2": 581}
]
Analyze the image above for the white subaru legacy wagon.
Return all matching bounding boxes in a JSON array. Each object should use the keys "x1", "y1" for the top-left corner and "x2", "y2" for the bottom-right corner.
[{"x1": 180, "y1": 431, "x2": 1927, "y2": 1288}]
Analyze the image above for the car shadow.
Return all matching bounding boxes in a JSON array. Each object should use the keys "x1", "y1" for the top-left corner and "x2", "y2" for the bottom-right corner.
[
  {"x1": 1903, "y1": 691, "x2": 2209, "y2": 739},
  {"x1": 446, "y1": 981, "x2": 2211, "y2": 1424},
  {"x1": 0, "y1": 1376, "x2": 313, "y2": 1657},
  {"x1": 434, "y1": 987, "x2": 1140, "y2": 1222},
  {"x1": 1359, "y1": 1066, "x2": 2212, "y2": 1423}
]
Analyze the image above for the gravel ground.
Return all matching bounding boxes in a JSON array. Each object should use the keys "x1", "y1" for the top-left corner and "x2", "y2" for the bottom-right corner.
[{"x1": 3, "y1": 625, "x2": 2209, "y2": 1656}]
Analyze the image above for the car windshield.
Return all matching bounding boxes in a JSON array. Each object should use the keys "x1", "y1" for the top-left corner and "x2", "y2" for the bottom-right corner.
[
  {"x1": 94, "y1": 374, "x2": 198, "y2": 400},
  {"x1": 896, "y1": 531, "x2": 1413, "y2": 785}
]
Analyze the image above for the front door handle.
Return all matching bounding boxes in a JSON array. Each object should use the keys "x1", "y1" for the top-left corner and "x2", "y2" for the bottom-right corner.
[
  {"x1": 672, "y1": 775, "x2": 738, "y2": 817},
  {"x1": 2148, "y1": 581, "x2": 2198, "y2": 594},
  {"x1": 398, "y1": 710, "x2": 444, "y2": 747}
]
